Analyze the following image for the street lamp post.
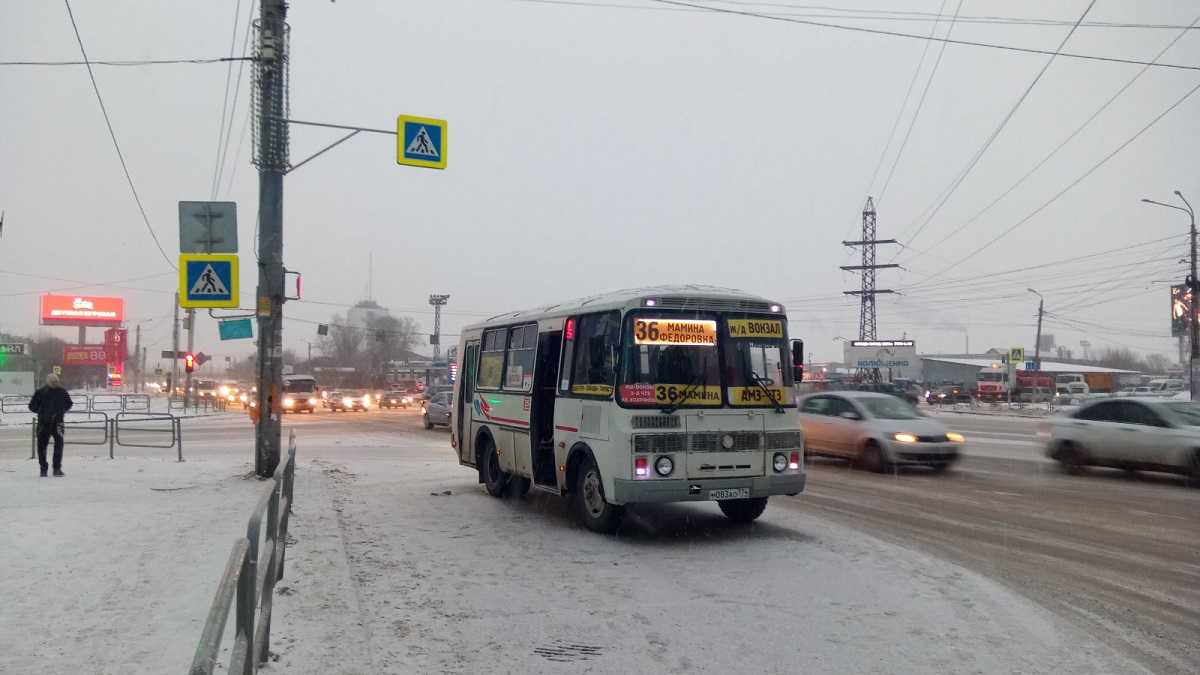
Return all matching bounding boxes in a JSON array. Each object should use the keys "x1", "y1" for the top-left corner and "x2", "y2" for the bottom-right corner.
[
  {"x1": 1142, "y1": 192, "x2": 1197, "y2": 401},
  {"x1": 1027, "y1": 288, "x2": 1044, "y2": 371}
]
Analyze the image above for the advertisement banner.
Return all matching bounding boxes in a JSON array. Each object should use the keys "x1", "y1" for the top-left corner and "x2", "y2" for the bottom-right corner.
[
  {"x1": 1171, "y1": 284, "x2": 1192, "y2": 337},
  {"x1": 63, "y1": 345, "x2": 109, "y2": 366},
  {"x1": 104, "y1": 328, "x2": 128, "y2": 363},
  {"x1": 40, "y1": 295, "x2": 124, "y2": 327},
  {"x1": 844, "y1": 340, "x2": 919, "y2": 378}
]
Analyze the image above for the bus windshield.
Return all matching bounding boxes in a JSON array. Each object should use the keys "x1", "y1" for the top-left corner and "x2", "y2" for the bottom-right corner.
[
  {"x1": 619, "y1": 313, "x2": 722, "y2": 407},
  {"x1": 722, "y1": 315, "x2": 793, "y2": 407},
  {"x1": 284, "y1": 377, "x2": 317, "y2": 394}
]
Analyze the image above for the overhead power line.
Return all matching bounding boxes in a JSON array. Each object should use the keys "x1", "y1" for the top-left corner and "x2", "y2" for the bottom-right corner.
[
  {"x1": 63, "y1": 0, "x2": 175, "y2": 271},
  {"x1": 0, "y1": 56, "x2": 254, "y2": 67},
  {"x1": 213, "y1": 0, "x2": 258, "y2": 200},
  {"x1": 210, "y1": 0, "x2": 246, "y2": 200},
  {"x1": 636, "y1": 0, "x2": 1200, "y2": 71},
  {"x1": 898, "y1": 12, "x2": 1200, "y2": 268},
  {"x1": 898, "y1": 0, "x2": 1094, "y2": 251}
]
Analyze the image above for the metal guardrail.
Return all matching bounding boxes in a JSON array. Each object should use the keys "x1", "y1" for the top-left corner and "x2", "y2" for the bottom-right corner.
[
  {"x1": 29, "y1": 411, "x2": 113, "y2": 460},
  {"x1": 2, "y1": 394, "x2": 31, "y2": 414},
  {"x1": 169, "y1": 397, "x2": 188, "y2": 412},
  {"x1": 115, "y1": 412, "x2": 184, "y2": 462},
  {"x1": 191, "y1": 432, "x2": 297, "y2": 675}
]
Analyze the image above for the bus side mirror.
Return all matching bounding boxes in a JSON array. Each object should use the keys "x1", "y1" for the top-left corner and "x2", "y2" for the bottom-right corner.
[{"x1": 791, "y1": 339, "x2": 805, "y2": 382}]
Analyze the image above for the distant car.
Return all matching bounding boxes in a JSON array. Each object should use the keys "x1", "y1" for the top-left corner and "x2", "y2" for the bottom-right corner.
[
  {"x1": 329, "y1": 390, "x2": 369, "y2": 412},
  {"x1": 379, "y1": 390, "x2": 413, "y2": 409},
  {"x1": 926, "y1": 384, "x2": 969, "y2": 404},
  {"x1": 422, "y1": 392, "x2": 452, "y2": 429},
  {"x1": 799, "y1": 391, "x2": 963, "y2": 472},
  {"x1": 1043, "y1": 398, "x2": 1200, "y2": 484}
]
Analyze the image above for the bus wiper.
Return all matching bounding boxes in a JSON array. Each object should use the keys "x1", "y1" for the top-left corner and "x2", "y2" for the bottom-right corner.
[
  {"x1": 662, "y1": 355, "x2": 710, "y2": 415},
  {"x1": 750, "y1": 370, "x2": 786, "y2": 413}
]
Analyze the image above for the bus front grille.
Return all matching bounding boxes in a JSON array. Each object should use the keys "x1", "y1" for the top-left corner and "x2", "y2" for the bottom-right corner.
[
  {"x1": 688, "y1": 432, "x2": 763, "y2": 452},
  {"x1": 633, "y1": 434, "x2": 687, "y2": 454}
]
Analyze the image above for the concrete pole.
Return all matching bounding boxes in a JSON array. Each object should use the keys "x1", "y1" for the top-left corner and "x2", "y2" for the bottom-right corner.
[{"x1": 254, "y1": 0, "x2": 289, "y2": 478}]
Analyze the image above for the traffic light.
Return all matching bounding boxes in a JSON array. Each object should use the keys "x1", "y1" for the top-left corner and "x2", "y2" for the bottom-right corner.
[{"x1": 184, "y1": 352, "x2": 196, "y2": 373}]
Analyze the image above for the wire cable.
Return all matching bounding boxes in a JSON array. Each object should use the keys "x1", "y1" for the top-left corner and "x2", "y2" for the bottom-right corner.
[
  {"x1": 876, "y1": 0, "x2": 961, "y2": 206},
  {"x1": 898, "y1": 0, "x2": 1094, "y2": 251},
  {"x1": 898, "y1": 12, "x2": 1200, "y2": 268},
  {"x1": 0, "y1": 56, "x2": 255, "y2": 67},
  {"x1": 214, "y1": 0, "x2": 258, "y2": 199},
  {"x1": 639, "y1": 0, "x2": 1200, "y2": 71},
  {"x1": 210, "y1": 0, "x2": 244, "y2": 200},
  {"x1": 63, "y1": 0, "x2": 175, "y2": 271}
]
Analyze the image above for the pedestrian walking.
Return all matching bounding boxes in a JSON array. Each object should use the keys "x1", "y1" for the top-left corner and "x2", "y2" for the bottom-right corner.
[{"x1": 29, "y1": 373, "x2": 74, "y2": 477}]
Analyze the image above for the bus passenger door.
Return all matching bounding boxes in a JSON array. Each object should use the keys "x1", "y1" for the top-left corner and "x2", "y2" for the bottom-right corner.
[
  {"x1": 457, "y1": 341, "x2": 480, "y2": 465},
  {"x1": 531, "y1": 331, "x2": 562, "y2": 487}
]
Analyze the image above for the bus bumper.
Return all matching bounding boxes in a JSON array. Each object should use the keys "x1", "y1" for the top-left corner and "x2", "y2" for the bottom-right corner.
[{"x1": 611, "y1": 473, "x2": 806, "y2": 504}]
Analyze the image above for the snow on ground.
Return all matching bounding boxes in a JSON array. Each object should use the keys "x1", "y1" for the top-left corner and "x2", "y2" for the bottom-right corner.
[
  {"x1": 0, "y1": 418, "x2": 1148, "y2": 674},
  {"x1": 0, "y1": 452, "x2": 268, "y2": 675},
  {"x1": 265, "y1": 434, "x2": 1146, "y2": 675}
]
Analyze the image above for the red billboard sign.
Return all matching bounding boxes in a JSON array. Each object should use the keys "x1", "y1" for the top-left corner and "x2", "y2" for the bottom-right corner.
[
  {"x1": 40, "y1": 295, "x2": 124, "y2": 327},
  {"x1": 63, "y1": 345, "x2": 109, "y2": 366},
  {"x1": 104, "y1": 328, "x2": 129, "y2": 362}
]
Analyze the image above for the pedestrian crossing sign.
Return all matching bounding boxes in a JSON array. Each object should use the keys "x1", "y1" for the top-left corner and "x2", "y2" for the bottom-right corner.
[
  {"x1": 179, "y1": 253, "x2": 239, "y2": 308},
  {"x1": 396, "y1": 115, "x2": 447, "y2": 170}
]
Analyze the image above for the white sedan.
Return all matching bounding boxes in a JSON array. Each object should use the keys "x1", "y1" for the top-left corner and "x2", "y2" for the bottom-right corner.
[{"x1": 1044, "y1": 397, "x2": 1200, "y2": 484}]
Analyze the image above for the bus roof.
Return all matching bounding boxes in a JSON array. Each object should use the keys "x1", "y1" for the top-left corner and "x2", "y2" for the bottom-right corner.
[{"x1": 462, "y1": 285, "x2": 784, "y2": 332}]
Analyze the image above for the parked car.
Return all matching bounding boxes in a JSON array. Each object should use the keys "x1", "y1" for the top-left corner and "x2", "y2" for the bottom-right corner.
[
  {"x1": 329, "y1": 390, "x2": 369, "y2": 412},
  {"x1": 1043, "y1": 398, "x2": 1200, "y2": 483},
  {"x1": 422, "y1": 392, "x2": 452, "y2": 429},
  {"x1": 799, "y1": 391, "x2": 963, "y2": 472}
]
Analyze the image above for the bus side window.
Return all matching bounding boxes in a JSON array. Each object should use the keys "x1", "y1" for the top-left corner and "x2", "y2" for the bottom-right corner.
[
  {"x1": 569, "y1": 311, "x2": 620, "y2": 397},
  {"x1": 477, "y1": 328, "x2": 506, "y2": 390}
]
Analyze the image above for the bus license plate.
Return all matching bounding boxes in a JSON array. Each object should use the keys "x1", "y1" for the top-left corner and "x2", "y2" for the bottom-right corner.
[{"x1": 709, "y1": 488, "x2": 749, "y2": 500}]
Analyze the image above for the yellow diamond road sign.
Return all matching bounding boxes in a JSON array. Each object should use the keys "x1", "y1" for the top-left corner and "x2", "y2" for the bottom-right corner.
[{"x1": 396, "y1": 115, "x2": 447, "y2": 169}]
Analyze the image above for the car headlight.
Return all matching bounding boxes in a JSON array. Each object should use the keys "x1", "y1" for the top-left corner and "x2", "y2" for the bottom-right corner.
[
  {"x1": 343, "y1": 397, "x2": 353, "y2": 406},
  {"x1": 308, "y1": 398, "x2": 318, "y2": 405},
  {"x1": 402, "y1": 396, "x2": 412, "y2": 404},
  {"x1": 239, "y1": 393, "x2": 248, "y2": 402},
  {"x1": 946, "y1": 432, "x2": 965, "y2": 443},
  {"x1": 773, "y1": 453, "x2": 788, "y2": 473},
  {"x1": 219, "y1": 386, "x2": 230, "y2": 397},
  {"x1": 362, "y1": 396, "x2": 371, "y2": 406},
  {"x1": 283, "y1": 397, "x2": 294, "y2": 408},
  {"x1": 893, "y1": 432, "x2": 918, "y2": 443},
  {"x1": 654, "y1": 455, "x2": 674, "y2": 477},
  {"x1": 390, "y1": 399, "x2": 398, "y2": 404}
]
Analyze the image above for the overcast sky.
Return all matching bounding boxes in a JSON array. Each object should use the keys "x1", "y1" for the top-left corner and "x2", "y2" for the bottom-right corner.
[{"x1": 3, "y1": 0, "x2": 1199, "y2": 370}]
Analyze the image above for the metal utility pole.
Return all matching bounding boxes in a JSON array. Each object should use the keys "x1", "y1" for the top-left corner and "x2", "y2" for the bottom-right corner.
[
  {"x1": 133, "y1": 324, "x2": 141, "y2": 393},
  {"x1": 841, "y1": 197, "x2": 897, "y2": 382},
  {"x1": 1142, "y1": 192, "x2": 1197, "y2": 400},
  {"x1": 252, "y1": 0, "x2": 290, "y2": 477},
  {"x1": 429, "y1": 294, "x2": 450, "y2": 361},
  {"x1": 172, "y1": 292, "x2": 181, "y2": 398},
  {"x1": 1028, "y1": 288, "x2": 1044, "y2": 370},
  {"x1": 185, "y1": 310, "x2": 195, "y2": 408}
]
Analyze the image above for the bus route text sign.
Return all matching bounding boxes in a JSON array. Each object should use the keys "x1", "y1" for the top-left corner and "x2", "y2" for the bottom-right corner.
[
  {"x1": 633, "y1": 319, "x2": 716, "y2": 346},
  {"x1": 728, "y1": 319, "x2": 783, "y2": 339}
]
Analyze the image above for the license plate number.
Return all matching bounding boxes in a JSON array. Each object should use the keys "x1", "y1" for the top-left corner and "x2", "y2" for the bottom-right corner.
[{"x1": 709, "y1": 488, "x2": 749, "y2": 500}]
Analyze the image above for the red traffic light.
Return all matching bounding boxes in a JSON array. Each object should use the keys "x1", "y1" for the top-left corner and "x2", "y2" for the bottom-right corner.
[{"x1": 184, "y1": 352, "x2": 196, "y2": 373}]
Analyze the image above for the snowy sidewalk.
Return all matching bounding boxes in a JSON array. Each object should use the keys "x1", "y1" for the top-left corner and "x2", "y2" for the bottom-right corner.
[{"x1": 0, "y1": 454, "x2": 272, "y2": 674}]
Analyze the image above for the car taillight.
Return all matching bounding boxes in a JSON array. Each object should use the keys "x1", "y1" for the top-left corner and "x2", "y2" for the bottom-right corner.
[
  {"x1": 788, "y1": 451, "x2": 800, "y2": 470},
  {"x1": 634, "y1": 456, "x2": 648, "y2": 478}
]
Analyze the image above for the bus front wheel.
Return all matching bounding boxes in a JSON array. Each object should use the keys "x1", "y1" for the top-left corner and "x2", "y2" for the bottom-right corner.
[
  {"x1": 574, "y1": 456, "x2": 624, "y2": 534},
  {"x1": 718, "y1": 497, "x2": 769, "y2": 524}
]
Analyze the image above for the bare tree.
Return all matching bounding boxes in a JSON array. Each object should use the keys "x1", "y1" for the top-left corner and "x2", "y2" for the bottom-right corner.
[
  {"x1": 1143, "y1": 353, "x2": 1172, "y2": 374},
  {"x1": 318, "y1": 313, "x2": 364, "y2": 367}
]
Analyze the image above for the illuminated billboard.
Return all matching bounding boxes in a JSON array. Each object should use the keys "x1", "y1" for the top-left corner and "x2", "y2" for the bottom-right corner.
[
  {"x1": 40, "y1": 295, "x2": 124, "y2": 327},
  {"x1": 63, "y1": 345, "x2": 110, "y2": 366},
  {"x1": 1171, "y1": 284, "x2": 1192, "y2": 337}
]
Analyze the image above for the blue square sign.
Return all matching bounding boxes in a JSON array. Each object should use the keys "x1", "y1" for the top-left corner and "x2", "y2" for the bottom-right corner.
[
  {"x1": 179, "y1": 254, "x2": 239, "y2": 308},
  {"x1": 396, "y1": 115, "x2": 447, "y2": 169}
]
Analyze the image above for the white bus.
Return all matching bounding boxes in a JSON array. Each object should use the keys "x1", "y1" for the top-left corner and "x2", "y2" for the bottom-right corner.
[{"x1": 450, "y1": 286, "x2": 807, "y2": 532}]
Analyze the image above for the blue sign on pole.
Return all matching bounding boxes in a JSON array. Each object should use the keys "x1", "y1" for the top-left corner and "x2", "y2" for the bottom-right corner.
[
  {"x1": 396, "y1": 115, "x2": 447, "y2": 170},
  {"x1": 1025, "y1": 360, "x2": 1036, "y2": 370},
  {"x1": 219, "y1": 318, "x2": 254, "y2": 341},
  {"x1": 179, "y1": 253, "x2": 239, "y2": 308}
]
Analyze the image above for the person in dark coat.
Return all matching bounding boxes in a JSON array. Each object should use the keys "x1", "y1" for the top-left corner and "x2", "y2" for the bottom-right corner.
[{"x1": 28, "y1": 373, "x2": 74, "y2": 477}]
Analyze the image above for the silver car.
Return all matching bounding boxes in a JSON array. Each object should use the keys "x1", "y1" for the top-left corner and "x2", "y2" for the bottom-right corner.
[
  {"x1": 422, "y1": 392, "x2": 452, "y2": 430},
  {"x1": 1044, "y1": 397, "x2": 1200, "y2": 483},
  {"x1": 799, "y1": 391, "x2": 963, "y2": 472}
]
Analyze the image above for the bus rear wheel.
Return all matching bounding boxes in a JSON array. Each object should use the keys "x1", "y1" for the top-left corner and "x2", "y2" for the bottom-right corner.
[
  {"x1": 482, "y1": 439, "x2": 509, "y2": 498},
  {"x1": 718, "y1": 497, "x2": 769, "y2": 524},
  {"x1": 574, "y1": 456, "x2": 623, "y2": 534}
]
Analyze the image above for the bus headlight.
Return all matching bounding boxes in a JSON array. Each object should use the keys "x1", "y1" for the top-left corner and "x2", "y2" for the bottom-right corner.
[
  {"x1": 308, "y1": 398, "x2": 318, "y2": 406},
  {"x1": 654, "y1": 456, "x2": 674, "y2": 477},
  {"x1": 773, "y1": 453, "x2": 788, "y2": 473},
  {"x1": 282, "y1": 397, "x2": 294, "y2": 408}
]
